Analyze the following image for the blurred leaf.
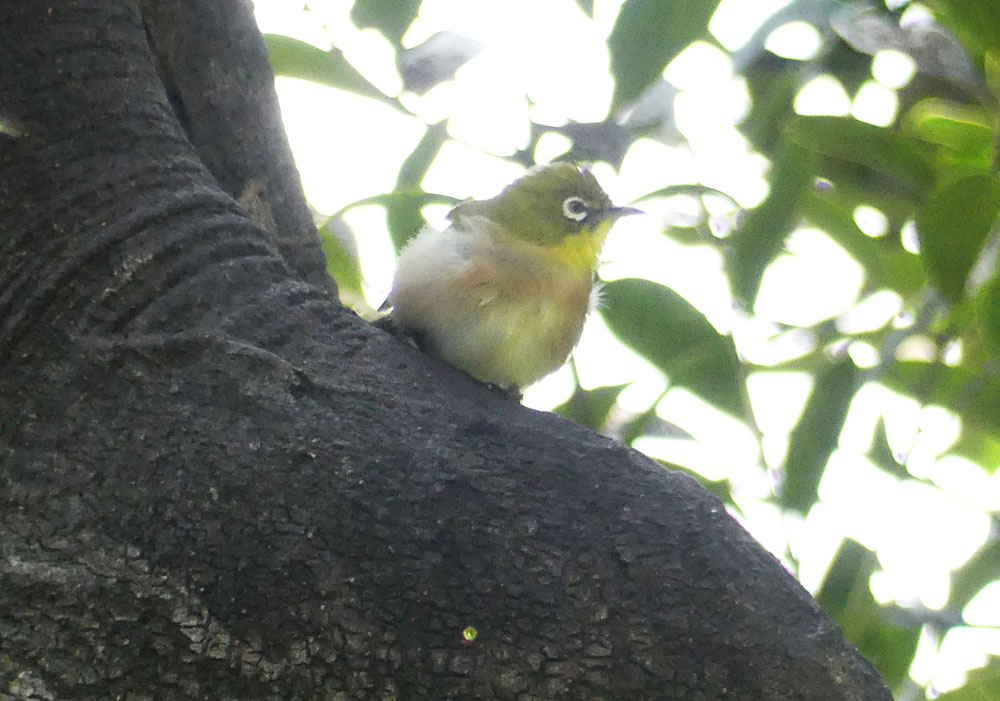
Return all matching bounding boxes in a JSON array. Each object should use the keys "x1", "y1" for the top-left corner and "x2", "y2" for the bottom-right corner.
[
  {"x1": 662, "y1": 226, "x2": 706, "y2": 246},
  {"x1": 988, "y1": 50, "x2": 1000, "y2": 101},
  {"x1": 916, "y1": 172, "x2": 1000, "y2": 303},
  {"x1": 633, "y1": 184, "x2": 742, "y2": 244},
  {"x1": 806, "y1": 161, "x2": 923, "y2": 236},
  {"x1": 635, "y1": 183, "x2": 741, "y2": 209},
  {"x1": 324, "y1": 191, "x2": 461, "y2": 248},
  {"x1": 728, "y1": 140, "x2": 814, "y2": 305},
  {"x1": 399, "y1": 32, "x2": 485, "y2": 94},
  {"x1": 600, "y1": 278, "x2": 745, "y2": 417},
  {"x1": 557, "y1": 121, "x2": 634, "y2": 169},
  {"x1": 787, "y1": 116, "x2": 936, "y2": 196},
  {"x1": 617, "y1": 79, "x2": 682, "y2": 141},
  {"x1": 619, "y1": 405, "x2": 659, "y2": 446},
  {"x1": 935, "y1": 657, "x2": 1000, "y2": 700},
  {"x1": 859, "y1": 618, "x2": 923, "y2": 690},
  {"x1": 832, "y1": 5, "x2": 981, "y2": 89},
  {"x1": 818, "y1": 38, "x2": 880, "y2": 97},
  {"x1": 884, "y1": 361, "x2": 1000, "y2": 434},
  {"x1": 977, "y1": 273, "x2": 1000, "y2": 360},
  {"x1": 780, "y1": 357, "x2": 859, "y2": 513},
  {"x1": 613, "y1": 397, "x2": 695, "y2": 446},
  {"x1": 799, "y1": 190, "x2": 925, "y2": 294},
  {"x1": 815, "y1": 539, "x2": 920, "y2": 689},
  {"x1": 741, "y1": 56, "x2": 800, "y2": 154},
  {"x1": 350, "y1": 0, "x2": 419, "y2": 45},
  {"x1": 869, "y1": 417, "x2": 909, "y2": 478},
  {"x1": 264, "y1": 35, "x2": 394, "y2": 107},
  {"x1": 639, "y1": 416, "x2": 695, "y2": 441},
  {"x1": 573, "y1": 0, "x2": 594, "y2": 18},
  {"x1": 386, "y1": 122, "x2": 451, "y2": 250},
  {"x1": 904, "y1": 98, "x2": 994, "y2": 160},
  {"x1": 731, "y1": 0, "x2": 840, "y2": 71},
  {"x1": 949, "y1": 537, "x2": 1000, "y2": 608},
  {"x1": 319, "y1": 220, "x2": 363, "y2": 298},
  {"x1": 397, "y1": 121, "x2": 448, "y2": 189},
  {"x1": 608, "y1": 0, "x2": 720, "y2": 110},
  {"x1": 924, "y1": 0, "x2": 1000, "y2": 55},
  {"x1": 951, "y1": 428, "x2": 1000, "y2": 474},
  {"x1": 554, "y1": 383, "x2": 628, "y2": 430},
  {"x1": 816, "y1": 539, "x2": 879, "y2": 620}
]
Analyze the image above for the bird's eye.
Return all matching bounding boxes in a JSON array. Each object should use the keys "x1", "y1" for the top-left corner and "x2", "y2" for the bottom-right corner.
[{"x1": 562, "y1": 196, "x2": 590, "y2": 222}]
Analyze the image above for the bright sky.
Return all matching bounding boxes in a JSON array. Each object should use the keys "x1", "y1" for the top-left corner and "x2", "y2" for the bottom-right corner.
[{"x1": 254, "y1": 0, "x2": 1000, "y2": 692}]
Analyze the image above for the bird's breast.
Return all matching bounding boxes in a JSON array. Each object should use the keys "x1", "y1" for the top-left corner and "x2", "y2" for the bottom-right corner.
[
  {"x1": 390, "y1": 222, "x2": 597, "y2": 389},
  {"x1": 452, "y1": 238, "x2": 593, "y2": 386}
]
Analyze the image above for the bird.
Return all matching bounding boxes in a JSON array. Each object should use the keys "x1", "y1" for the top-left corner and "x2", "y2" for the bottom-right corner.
[{"x1": 384, "y1": 162, "x2": 640, "y2": 394}]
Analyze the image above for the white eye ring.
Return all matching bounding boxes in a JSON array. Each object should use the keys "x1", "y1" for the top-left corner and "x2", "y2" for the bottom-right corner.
[{"x1": 562, "y1": 196, "x2": 589, "y2": 222}]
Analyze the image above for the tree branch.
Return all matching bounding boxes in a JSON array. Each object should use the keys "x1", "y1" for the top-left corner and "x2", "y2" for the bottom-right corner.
[{"x1": 0, "y1": 1, "x2": 890, "y2": 698}]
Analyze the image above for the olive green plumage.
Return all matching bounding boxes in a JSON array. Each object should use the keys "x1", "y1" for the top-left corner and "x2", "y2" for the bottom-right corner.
[{"x1": 387, "y1": 163, "x2": 638, "y2": 392}]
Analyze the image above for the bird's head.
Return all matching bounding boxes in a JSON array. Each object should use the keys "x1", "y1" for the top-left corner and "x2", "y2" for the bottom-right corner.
[{"x1": 450, "y1": 163, "x2": 640, "y2": 263}]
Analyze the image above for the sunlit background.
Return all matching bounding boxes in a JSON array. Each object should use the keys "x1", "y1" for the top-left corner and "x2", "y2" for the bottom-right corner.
[{"x1": 254, "y1": 0, "x2": 1000, "y2": 695}]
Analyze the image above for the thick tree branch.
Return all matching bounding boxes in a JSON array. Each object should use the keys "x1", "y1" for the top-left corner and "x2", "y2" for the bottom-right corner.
[
  {"x1": 0, "y1": 1, "x2": 890, "y2": 698},
  {"x1": 140, "y1": 0, "x2": 332, "y2": 290}
]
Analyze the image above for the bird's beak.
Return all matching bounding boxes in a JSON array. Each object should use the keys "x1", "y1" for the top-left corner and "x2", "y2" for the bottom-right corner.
[{"x1": 606, "y1": 205, "x2": 643, "y2": 220}]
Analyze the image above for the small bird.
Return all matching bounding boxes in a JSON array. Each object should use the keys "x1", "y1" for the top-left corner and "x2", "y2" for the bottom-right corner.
[{"x1": 385, "y1": 162, "x2": 640, "y2": 393}]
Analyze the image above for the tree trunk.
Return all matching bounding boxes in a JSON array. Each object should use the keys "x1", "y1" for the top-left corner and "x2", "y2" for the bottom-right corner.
[{"x1": 0, "y1": 1, "x2": 890, "y2": 698}]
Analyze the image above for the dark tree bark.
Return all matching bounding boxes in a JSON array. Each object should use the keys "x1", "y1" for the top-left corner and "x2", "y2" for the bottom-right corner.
[{"x1": 0, "y1": 1, "x2": 890, "y2": 699}]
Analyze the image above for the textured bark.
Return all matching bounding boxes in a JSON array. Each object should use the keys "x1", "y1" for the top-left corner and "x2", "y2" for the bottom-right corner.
[
  {"x1": 140, "y1": 0, "x2": 333, "y2": 291},
  {"x1": 0, "y1": 1, "x2": 891, "y2": 699}
]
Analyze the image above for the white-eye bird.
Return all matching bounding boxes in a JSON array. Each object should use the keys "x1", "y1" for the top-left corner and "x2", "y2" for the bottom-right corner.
[{"x1": 386, "y1": 162, "x2": 639, "y2": 392}]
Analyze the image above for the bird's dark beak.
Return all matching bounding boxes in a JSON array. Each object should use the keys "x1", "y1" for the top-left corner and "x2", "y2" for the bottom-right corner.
[{"x1": 606, "y1": 205, "x2": 643, "y2": 219}]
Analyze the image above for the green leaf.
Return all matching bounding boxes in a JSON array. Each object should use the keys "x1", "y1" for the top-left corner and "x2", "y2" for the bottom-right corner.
[
  {"x1": 554, "y1": 383, "x2": 628, "y2": 430},
  {"x1": 977, "y1": 273, "x2": 1000, "y2": 359},
  {"x1": 815, "y1": 539, "x2": 920, "y2": 689},
  {"x1": 600, "y1": 278, "x2": 745, "y2": 417},
  {"x1": 619, "y1": 405, "x2": 659, "y2": 446},
  {"x1": 264, "y1": 35, "x2": 393, "y2": 106},
  {"x1": 787, "y1": 116, "x2": 936, "y2": 196},
  {"x1": 866, "y1": 625, "x2": 924, "y2": 692},
  {"x1": 557, "y1": 121, "x2": 635, "y2": 169},
  {"x1": 916, "y1": 172, "x2": 1000, "y2": 303},
  {"x1": 573, "y1": 0, "x2": 594, "y2": 18},
  {"x1": 386, "y1": 122, "x2": 450, "y2": 251},
  {"x1": 732, "y1": 0, "x2": 840, "y2": 70},
  {"x1": 634, "y1": 183, "x2": 741, "y2": 209},
  {"x1": 324, "y1": 191, "x2": 462, "y2": 253},
  {"x1": 727, "y1": 139, "x2": 814, "y2": 305},
  {"x1": 799, "y1": 190, "x2": 925, "y2": 294},
  {"x1": 904, "y1": 98, "x2": 994, "y2": 161},
  {"x1": 869, "y1": 418, "x2": 908, "y2": 479},
  {"x1": 815, "y1": 540, "x2": 879, "y2": 621},
  {"x1": 318, "y1": 223, "x2": 363, "y2": 298},
  {"x1": 834, "y1": 4, "x2": 979, "y2": 89},
  {"x1": 806, "y1": 164, "x2": 923, "y2": 235},
  {"x1": 350, "y1": 0, "x2": 420, "y2": 45},
  {"x1": 780, "y1": 357, "x2": 859, "y2": 514},
  {"x1": 883, "y1": 361, "x2": 1000, "y2": 435},
  {"x1": 951, "y1": 428, "x2": 1000, "y2": 476},
  {"x1": 740, "y1": 61, "x2": 800, "y2": 154},
  {"x1": 925, "y1": 0, "x2": 1000, "y2": 55},
  {"x1": 936, "y1": 657, "x2": 1000, "y2": 701},
  {"x1": 988, "y1": 50, "x2": 1000, "y2": 102},
  {"x1": 608, "y1": 0, "x2": 721, "y2": 110}
]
